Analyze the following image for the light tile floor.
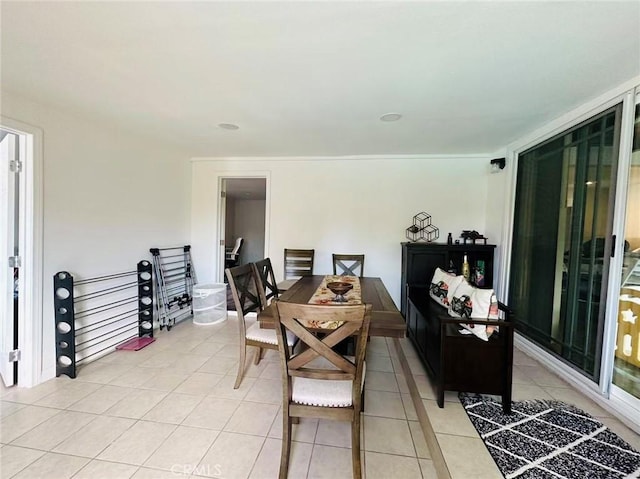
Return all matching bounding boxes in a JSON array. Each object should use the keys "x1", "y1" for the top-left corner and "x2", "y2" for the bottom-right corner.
[
  {"x1": 1, "y1": 316, "x2": 638, "y2": 479},
  {"x1": 0, "y1": 316, "x2": 434, "y2": 479},
  {"x1": 399, "y1": 335, "x2": 640, "y2": 479}
]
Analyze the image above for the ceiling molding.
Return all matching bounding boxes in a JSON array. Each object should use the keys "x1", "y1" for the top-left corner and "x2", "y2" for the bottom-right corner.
[{"x1": 190, "y1": 153, "x2": 496, "y2": 163}]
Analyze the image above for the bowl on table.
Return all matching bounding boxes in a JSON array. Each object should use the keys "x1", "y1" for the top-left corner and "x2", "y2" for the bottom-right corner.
[{"x1": 326, "y1": 281, "x2": 353, "y2": 302}]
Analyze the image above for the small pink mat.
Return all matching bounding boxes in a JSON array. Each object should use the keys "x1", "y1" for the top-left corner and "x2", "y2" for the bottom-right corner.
[{"x1": 116, "y1": 337, "x2": 155, "y2": 351}]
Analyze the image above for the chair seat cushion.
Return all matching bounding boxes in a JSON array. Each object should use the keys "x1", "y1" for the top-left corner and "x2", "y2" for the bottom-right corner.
[
  {"x1": 246, "y1": 322, "x2": 296, "y2": 346},
  {"x1": 291, "y1": 356, "x2": 366, "y2": 408}
]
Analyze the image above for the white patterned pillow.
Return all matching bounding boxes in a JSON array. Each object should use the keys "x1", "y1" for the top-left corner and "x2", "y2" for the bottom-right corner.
[
  {"x1": 471, "y1": 287, "x2": 500, "y2": 320},
  {"x1": 448, "y1": 280, "x2": 475, "y2": 318},
  {"x1": 448, "y1": 281, "x2": 500, "y2": 341},
  {"x1": 429, "y1": 268, "x2": 464, "y2": 308}
]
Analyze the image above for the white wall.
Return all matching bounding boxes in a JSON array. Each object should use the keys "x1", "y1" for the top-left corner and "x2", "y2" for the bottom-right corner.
[
  {"x1": 233, "y1": 199, "x2": 266, "y2": 265},
  {"x1": 191, "y1": 156, "x2": 496, "y2": 307},
  {"x1": 1, "y1": 91, "x2": 191, "y2": 382}
]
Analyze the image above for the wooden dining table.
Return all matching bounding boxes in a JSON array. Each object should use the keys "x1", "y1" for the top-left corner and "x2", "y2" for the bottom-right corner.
[{"x1": 258, "y1": 275, "x2": 406, "y2": 338}]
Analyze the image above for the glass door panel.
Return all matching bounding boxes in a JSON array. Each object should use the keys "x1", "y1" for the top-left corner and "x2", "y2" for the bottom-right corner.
[
  {"x1": 560, "y1": 115, "x2": 616, "y2": 377},
  {"x1": 510, "y1": 106, "x2": 620, "y2": 380},
  {"x1": 613, "y1": 100, "x2": 640, "y2": 399}
]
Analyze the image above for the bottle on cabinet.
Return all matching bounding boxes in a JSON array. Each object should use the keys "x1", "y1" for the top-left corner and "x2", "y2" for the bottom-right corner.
[
  {"x1": 475, "y1": 260, "x2": 485, "y2": 286},
  {"x1": 462, "y1": 254, "x2": 471, "y2": 282},
  {"x1": 447, "y1": 260, "x2": 457, "y2": 274}
]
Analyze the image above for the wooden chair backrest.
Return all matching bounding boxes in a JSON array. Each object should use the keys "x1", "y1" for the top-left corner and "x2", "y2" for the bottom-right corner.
[
  {"x1": 284, "y1": 248, "x2": 315, "y2": 280},
  {"x1": 225, "y1": 264, "x2": 262, "y2": 338},
  {"x1": 273, "y1": 302, "x2": 371, "y2": 385},
  {"x1": 252, "y1": 258, "x2": 279, "y2": 306},
  {"x1": 332, "y1": 254, "x2": 365, "y2": 277}
]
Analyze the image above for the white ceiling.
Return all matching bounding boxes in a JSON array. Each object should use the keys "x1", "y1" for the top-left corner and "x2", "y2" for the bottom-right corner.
[{"x1": 2, "y1": 1, "x2": 639, "y2": 158}]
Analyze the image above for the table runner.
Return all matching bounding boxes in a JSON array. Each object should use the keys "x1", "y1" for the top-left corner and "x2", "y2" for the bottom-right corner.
[
  {"x1": 303, "y1": 275, "x2": 361, "y2": 329},
  {"x1": 308, "y1": 275, "x2": 362, "y2": 305}
]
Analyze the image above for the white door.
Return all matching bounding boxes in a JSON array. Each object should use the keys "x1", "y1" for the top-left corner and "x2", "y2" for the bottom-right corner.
[{"x1": 0, "y1": 130, "x2": 18, "y2": 387}]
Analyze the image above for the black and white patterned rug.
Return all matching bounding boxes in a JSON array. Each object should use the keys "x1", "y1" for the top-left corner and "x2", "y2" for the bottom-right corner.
[{"x1": 460, "y1": 393, "x2": 640, "y2": 479}]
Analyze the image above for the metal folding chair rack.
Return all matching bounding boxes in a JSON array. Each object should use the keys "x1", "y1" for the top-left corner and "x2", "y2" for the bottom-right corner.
[{"x1": 150, "y1": 245, "x2": 196, "y2": 331}]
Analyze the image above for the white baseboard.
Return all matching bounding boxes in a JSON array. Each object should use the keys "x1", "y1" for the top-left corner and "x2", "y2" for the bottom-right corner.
[{"x1": 40, "y1": 366, "x2": 56, "y2": 384}]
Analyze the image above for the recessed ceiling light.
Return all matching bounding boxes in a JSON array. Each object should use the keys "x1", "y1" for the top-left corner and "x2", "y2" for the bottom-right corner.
[
  {"x1": 380, "y1": 113, "x2": 402, "y2": 122},
  {"x1": 218, "y1": 123, "x2": 239, "y2": 130}
]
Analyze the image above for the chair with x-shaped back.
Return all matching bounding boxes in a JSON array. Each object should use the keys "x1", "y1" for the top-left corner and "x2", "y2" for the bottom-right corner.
[
  {"x1": 272, "y1": 301, "x2": 372, "y2": 479},
  {"x1": 226, "y1": 263, "x2": 296, "y2": 389},
  {"x1": 252, "y1": 257, "x2": 279, "y2": 306},
  {"x1": 332, "y1": 254, "x2": 365, "y2": 277}
]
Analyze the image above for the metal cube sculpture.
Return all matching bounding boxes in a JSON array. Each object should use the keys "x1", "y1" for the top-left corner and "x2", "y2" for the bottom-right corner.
[
  {"x1": 405, "y1": 225, "x2": 421, "y2": 242},
  {"x1": 422, "y1": 224, "x2": 440, "y2": 242},
  {"x1": 413, "y1": 212, "x2": 431, "y2": 232},
  {"x1": 405, "y1": 212, "x2": 440, "y2": 242}
]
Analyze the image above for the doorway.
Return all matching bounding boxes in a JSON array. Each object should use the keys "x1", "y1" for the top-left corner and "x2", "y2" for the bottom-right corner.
[{"x1": 219, "y1": 177, "x2": 267, "y2": 282}]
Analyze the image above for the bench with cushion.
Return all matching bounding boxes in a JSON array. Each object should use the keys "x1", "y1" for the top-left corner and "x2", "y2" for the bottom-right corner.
[{"x1": 406, "y1": 285, "x2": 514, "y2": 413}]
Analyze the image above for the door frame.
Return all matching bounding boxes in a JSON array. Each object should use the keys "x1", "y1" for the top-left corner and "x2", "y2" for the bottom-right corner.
[
  {"x1": 215, "y1": 172, "x2": 270, "y2": 283},
  {"x1": 0, "y1": 116, "x2": 43, "y2": 388},
  {"x1": 0, "y1": 128, "x2": 18, "y2": 386},
  {"x1": 606, "y1": 89, "x2": 640, "y2": 419}
]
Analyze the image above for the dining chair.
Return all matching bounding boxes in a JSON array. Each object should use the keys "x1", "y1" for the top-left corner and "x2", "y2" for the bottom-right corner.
[
  {"x1": 279, "y1": 248, "x2": 315, "y2": 292},
  {"x1": 272, "y1": 301, "x2": 372, "y2": 479},
  {"x1": 225, "y1": 264, "x2": 296, "y2": 389},
  {"x1": 252, "y1": 257, "x2": 279, "y2": 306},
  {"x1": 332, "y1": 254, "x2": 365, "y2": 277}
]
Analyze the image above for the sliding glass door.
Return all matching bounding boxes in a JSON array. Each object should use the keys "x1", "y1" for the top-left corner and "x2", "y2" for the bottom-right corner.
[
  {"x1": 613, "y1": 98, "x2": 640, "y2": 399},
  {"x1": 510, "y1": 105, "x2": 621, "y2": 380}
]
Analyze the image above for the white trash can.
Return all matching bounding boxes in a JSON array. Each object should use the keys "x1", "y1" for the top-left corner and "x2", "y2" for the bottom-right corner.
[{"x1": 192, "y1": 283, "x2": 227, "y2": 325}]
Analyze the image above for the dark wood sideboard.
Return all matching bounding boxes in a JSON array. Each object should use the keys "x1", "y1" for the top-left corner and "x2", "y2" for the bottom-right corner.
[
  {"x1": 400, "y1": 242, "x2": 513, "y2": 412},
  {"x1": 400, "y1": 242, "x2": 496, "y2": 316}
]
